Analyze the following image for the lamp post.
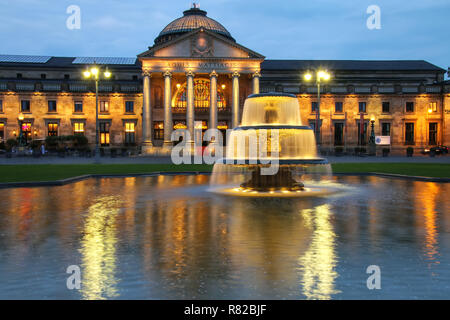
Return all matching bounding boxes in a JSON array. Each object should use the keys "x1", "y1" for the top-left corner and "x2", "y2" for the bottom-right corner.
[
  {"x1": 83, "y1": 64, "x2": 112, "y2": 162},
  {"x1": 303, "y1": 70, "x2": 331, "y2": 150},
  {"x1": 18, "y1": 112, "x2": 24, "y2": 146},
  {"x1": 369, "y1": 116, "x2": 376, "y2": 155}
]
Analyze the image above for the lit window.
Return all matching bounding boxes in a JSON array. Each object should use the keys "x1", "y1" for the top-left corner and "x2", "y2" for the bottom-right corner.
[
  {"x1": 125, "y1": 122, "x2": 135, "y2": 145},
  {"x1": 99, "y1": 122, "x2": 110, "y2": 146},
  {"x1": 429, "y1": 102, "x2": 437, "y2": 112},
  {"x1": 0, "y1": 123, "x2": 4, "y2": 142},
  {"x1": 100, "y1": 101, "x2": 109, "y2": 113},
  {"x1": 153, "y1": 121, "x2": 164, "y2": 140},
  {"x1": 47, "y1": 123, "x2": 58, "y2": 136},
  {"x1": 74, "y1": 122, "x2": 84, "y2": 134},
  {"x1": 174, "y1": 79, "x2": 227, "y2": 112}
]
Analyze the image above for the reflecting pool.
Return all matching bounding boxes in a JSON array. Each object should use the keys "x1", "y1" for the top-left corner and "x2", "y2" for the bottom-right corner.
[{"x1": 0, "y1": 175, "x2": 449, "y2": 299}]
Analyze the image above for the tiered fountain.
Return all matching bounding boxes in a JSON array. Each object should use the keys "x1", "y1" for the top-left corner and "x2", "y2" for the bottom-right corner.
[{"x1": 210, "y1": 92, "x2": 333, "y2": 197}]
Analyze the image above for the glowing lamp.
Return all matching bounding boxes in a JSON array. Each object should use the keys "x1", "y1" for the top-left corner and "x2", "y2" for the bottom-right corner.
[
  {"x1": 90, "y1": 67, "x2": 99, "y2": 76},
  {"x1": 83, "y1": 70, "x2": 91, "y2": 78},
  {"x1": 304, "y1": 73, "x2": 312, "y2": 81}
]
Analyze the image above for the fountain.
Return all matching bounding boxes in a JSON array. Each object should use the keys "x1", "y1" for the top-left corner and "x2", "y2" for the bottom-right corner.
[{"x1": 210, "y1": 92, "x2": 334, "y2": 197}]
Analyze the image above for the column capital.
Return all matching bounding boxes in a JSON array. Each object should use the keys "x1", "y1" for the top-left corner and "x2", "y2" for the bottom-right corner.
[
  {"x1": 252, "y1": 71, "x2": 261, "y2": 78},
  {"x1": 209, "y1": 70, "x2": 218, "y2": 78},
  {"x1": 142, "y1": 70, "x2": 152, "y2": 77},
  {"x1": 231, "y1": 71, "x2": 240, "y2": 78},
  {"x1": 186, "y1": 70, "x2": 195, "y2": 78},
  {"x1": 163, "y1": 70, "x2": 172, "y2": 78}
]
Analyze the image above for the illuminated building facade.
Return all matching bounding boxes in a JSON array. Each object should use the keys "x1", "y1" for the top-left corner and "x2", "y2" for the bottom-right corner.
[{"x1": 0, "y1": 6, "x2": 449, "y2": 154}]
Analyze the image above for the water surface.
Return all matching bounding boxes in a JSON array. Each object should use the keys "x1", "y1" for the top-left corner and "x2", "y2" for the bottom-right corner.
[{"x1": 0, "y1": 175, "x2": 449, "y2": 299}]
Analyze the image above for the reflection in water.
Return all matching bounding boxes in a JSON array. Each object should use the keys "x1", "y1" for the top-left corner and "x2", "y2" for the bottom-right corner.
[
  {"x1": 298, "y1": 204, "x2": 339, "y2": 300},
  {"x1": 1, "y1": 175, "x2": 450, "y2": 299},
  {"x1": 414, "y1": 182, "x2": 440, "y2": 265},
  {"x1": 80, "y1": 196, "x2": 121, "y2": 300}
]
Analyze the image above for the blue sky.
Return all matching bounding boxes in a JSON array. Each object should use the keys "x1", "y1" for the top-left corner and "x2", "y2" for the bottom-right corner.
[{"x1": 0, "y1": 0, "x2": 448, "y2": 72}]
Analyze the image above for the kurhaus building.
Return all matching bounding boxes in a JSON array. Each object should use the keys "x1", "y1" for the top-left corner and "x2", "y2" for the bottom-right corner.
[{"x1": 0, "y1": 6, "x2": 449, "y2": 155}]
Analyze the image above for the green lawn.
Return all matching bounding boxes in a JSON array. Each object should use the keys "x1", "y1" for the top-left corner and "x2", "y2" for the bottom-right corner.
[
  {"x1": 0, "y1": 163, "x2": 448, "y2": 183},
  {"x1": 0, "y1": 164, "x2": 213, "y2": 183},
  {"x1": 332, "y1": 163, "x2": 450, "y2": 178}
]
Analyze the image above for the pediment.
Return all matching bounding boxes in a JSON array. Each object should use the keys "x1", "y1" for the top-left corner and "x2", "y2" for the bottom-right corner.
[{"x1": 138, "y1": 28, "x2": 264, "y2": 60}]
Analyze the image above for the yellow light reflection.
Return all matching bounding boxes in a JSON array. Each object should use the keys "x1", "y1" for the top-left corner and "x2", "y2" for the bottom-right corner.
[
  {"x1": 80, "y1": 196, "x2": 121, "y2": 300},
  {"x1": 414, "y1": 182, "x2": 439, "y2": 264},
  {"x1": 298, "y1": 204, "x2": 339, "y2": 299}
]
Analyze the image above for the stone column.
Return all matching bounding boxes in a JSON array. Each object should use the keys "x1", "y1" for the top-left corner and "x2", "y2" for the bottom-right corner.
[
  {"x1": 252, "y1": 71, "x2": 261, "y2": 94},
  {"x1": 209, "y1": 70, "x2": 218, "y2": 130},
  {"x1": 231, "y1": 71, "x2": 240, "y2": 128},
  {"x1": 142, "y1": 70, "x2": 153, "y2": 152},
  {"x1": 163, "y1": 70, "x2": 172, "y2": 148},
  {"x1": 186, "y1": 71, "x2": 195, "y2": 144}
]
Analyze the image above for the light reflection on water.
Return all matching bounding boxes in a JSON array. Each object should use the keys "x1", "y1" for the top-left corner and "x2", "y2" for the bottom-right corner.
[{"x1": 0, "y1": 175, "x2": 449, "y2": 299}]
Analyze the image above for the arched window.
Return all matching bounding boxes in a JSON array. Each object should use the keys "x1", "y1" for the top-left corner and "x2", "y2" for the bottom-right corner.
[{"x1": 173, "y1": 79, "x2": 226, "y2": 112}]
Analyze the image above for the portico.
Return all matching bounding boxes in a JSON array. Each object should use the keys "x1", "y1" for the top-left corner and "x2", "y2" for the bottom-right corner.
[{"x1": 137, "y1": 7, "x2": 264, "y2": 154}]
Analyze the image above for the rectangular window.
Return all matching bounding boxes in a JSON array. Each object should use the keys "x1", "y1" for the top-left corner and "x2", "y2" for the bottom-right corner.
[
  {"x1": 405, "y1": 123, "x2": 415, "y2": 145},
  {"x1": 154, "y1": 121, "x2": 164, "y2": 140},
  {"x1": 73, "y1": 122, "x2": 85, "y2": 135},
  {"x1": 0, "y1": 123, "x2": 4, "y2": 142},
  {"x1": 406, "y1": 102, "x2": 414, "y2": 113},
  {"x1": 429, "y1": 102, "x2": 437, "y2": 113},
  {"x1": 99, "y1": 122, "x2": 110, "y2": 146},
  {"x1": 100, "y1": 101, "x2": 109, "y2": 113},
  {"x1": 125, "y1": 101, "x2": 134, "y2": 113},
  {"x1": 0, "y1": 100, "x2": 3, "y2": 112},
  {"x1": 358, "y1": 102, "x2": 366, "y2": 113},
  {"x1": 48, "y1": 100, "x2": 57, "y2": 113},
  {"x1": 21, "y1": 100, "x2": 31, "y2": 112},
  {"x1": 334, "y1": 123, "x2": 344, "y2": 146},
  {"x1": 381, "y1": 123, "x2": 391, "y2": 136},
  {"x1": 382, "y1": 102, "x2": 390, "y2": 113},
  {"x1": 358, "y1": 122, "x2": 368, "y2": 145},
  {"x1": 429, "y1": 123, "x2": 438, "y2": 145},
  {"x1": 74, "y1": 101, "x2": 83, "y2": 113},
  {"x1": 335, "y1": 102, "x2": 343, "y2": 113},
  {"x1": 22, "y1": 121, "x2": 32, "y2": 142},
  {"x1": 47, "y1": 123, "x2": 58, "y2": 136},
  {"x1": 311, "y1": 102, "x2": 318, "y2": 113},
  {"x1": 124, "y1": 122, "x2": 136, "y2": 145}
]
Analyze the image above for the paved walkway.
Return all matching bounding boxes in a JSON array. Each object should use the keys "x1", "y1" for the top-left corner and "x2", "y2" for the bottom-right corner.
[{"x1": 0, "y1": 154, "x2": 449, "y2": 165}]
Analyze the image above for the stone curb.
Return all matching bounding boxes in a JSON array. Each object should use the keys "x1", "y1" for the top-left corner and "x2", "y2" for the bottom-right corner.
[{"x1": 0, "y1": 171, "x2": 448, "y2": 189}]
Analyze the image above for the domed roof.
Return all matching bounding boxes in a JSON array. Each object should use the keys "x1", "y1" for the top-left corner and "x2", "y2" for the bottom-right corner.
[{"x1": 154, "y1": 7, "x2": 235, "y2": 45}]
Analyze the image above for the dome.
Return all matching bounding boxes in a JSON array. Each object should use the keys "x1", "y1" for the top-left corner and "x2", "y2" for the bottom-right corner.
[{"x1": 154, "y1": 7, "x2": 235, "y2": 45}]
